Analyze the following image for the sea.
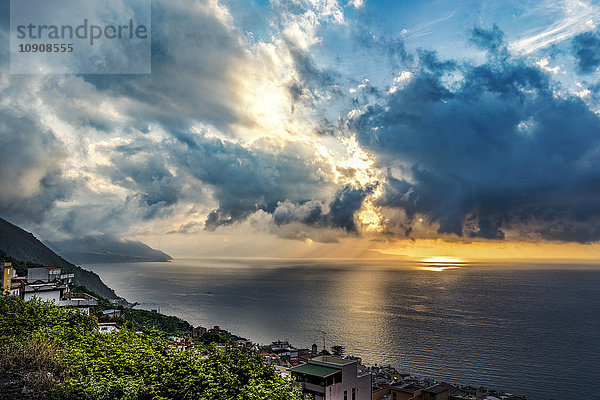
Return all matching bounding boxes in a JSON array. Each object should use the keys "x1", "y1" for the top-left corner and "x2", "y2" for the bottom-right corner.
[{"x1": 83, "y1": 258, "x2": 600, "y2": 400}]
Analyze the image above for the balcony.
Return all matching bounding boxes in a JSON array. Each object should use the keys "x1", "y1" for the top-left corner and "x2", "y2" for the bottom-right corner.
[
  {"x1": 301, "y1": 382, "x2": 326, "y2": 394},
  {"x1": 59, "y1": 292, "x2": 98, "y2": 307}
]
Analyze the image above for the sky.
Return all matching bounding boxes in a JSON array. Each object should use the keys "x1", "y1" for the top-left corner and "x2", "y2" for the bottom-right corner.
[{"x1": 2, "y1": 0, "x2": 600, "y2": 261}]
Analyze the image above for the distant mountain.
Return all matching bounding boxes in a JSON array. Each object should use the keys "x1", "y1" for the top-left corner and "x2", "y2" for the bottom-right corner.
[
  {"x1": 0, "y1": 217, "x2": 119, "y2": 300},
  {"x1": 47, "y1": 236, "x2": 172, "y2": 264}
]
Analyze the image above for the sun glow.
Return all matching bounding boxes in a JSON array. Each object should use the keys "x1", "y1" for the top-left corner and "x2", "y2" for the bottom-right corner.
[
  {"x1": 422, "y1": 256, "x2": 464, "y2": 264},
  {"x1": 375, "y1": 238, "x2": 600, "y2": 262},
  {"x1": 357, "y1": 184, "x2": 384, "y2": 232},
  {"x1": 419, "y1": 266, "x2": 460, "y2": 272},
  {"x1": 418, "y1": 256, "x2": 464, "y2": 271}
]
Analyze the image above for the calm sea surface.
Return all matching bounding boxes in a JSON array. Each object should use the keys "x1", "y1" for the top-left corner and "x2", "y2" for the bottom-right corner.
[{"x1": 84, "y1": 259, "x2": 600, "y2": 400}]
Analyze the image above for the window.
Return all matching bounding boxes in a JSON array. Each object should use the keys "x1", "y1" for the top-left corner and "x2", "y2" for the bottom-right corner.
[
  {"x1": 343, "y1": 390, "x2": 347, "y2": 400},
  {"x1": 393, "y1": 393, "x2": 397, "y2": 400},
  {"x1": 352, "y1": 387, "x2": 356, "y2": 400}
]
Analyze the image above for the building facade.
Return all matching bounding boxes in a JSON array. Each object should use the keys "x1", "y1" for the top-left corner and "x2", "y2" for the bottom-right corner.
[
  {"x1": 15, "y1": 266, "x2": 98, "y2": 314},
  {"x1": 98, "y1": 322, "x2": 120, "y2": 334},
  {"x1": 290, "y1": 356, "x2": 371, "y2": 400}
]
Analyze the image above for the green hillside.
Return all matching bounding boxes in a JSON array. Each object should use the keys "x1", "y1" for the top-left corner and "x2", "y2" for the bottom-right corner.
[
  {"x1": 0, "y1": 218, "x2": 118, "y2": 300},
  {"x1": 47, "y1": 236, "x2": 172, "y2": 264},
  {"x1": 0, "y1": 296, "x2": 300, "y2": 400}
]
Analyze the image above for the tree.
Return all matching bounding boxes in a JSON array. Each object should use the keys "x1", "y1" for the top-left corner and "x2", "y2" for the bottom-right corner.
[
  {"x1": 0, "y1": 295, "x2": 302, "y2": 400},
  {"x1": 331, "y1": 345, "x2": 345, "y2": 357}
]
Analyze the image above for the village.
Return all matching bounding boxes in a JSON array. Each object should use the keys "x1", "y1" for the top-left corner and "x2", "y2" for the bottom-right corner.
[
  {"x1": 2, "y1": 261, "x2": 529, "y2": 400},
  {"x1": 253, "y1": 339, "x2": 529, "y2": 400}
]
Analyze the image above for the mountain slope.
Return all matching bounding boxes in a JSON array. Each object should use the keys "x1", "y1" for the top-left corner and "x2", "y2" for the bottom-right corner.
[
  {"x1": 0, "y1": 217, "x2": 118, "y2": 299},
  {"x1": 47, "y1": 236, "x2": 172, "y2": 264}
]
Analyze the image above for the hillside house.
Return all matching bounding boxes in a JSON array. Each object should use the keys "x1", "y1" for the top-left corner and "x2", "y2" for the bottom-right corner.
[
  {"x1": 102, "y1": 309, "x2": 122, "y2": 318},
  {"x1": 12, "y1": 266, "x2": 98, "y2": 314},
  {"x1": 290, "y1": 356, "x2": 371, "y2": 400},
  {"x1": 98, "y1": 322, "x2": 120, "y2": 334}
]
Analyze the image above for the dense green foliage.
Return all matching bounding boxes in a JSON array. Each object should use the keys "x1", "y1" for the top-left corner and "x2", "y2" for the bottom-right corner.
[
  {"x1": 0, "y1": 296, "x2": 301, "y2": 400},
  {"x1": 331, "y1": 345, "x2": 345, "y2": 357},
  {"x1": 70, "y1": 285, "x2": 194, "y2": 336},
  {"x1": 101, "y1": 308, "x2": 194, "y2": 336},
  {"x1": 74, "y1": 286, "x2": 194, "y2": 336}
]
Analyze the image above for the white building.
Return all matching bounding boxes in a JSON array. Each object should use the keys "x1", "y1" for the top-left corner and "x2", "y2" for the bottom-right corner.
[
  {"x1": 98, "y1": 322, "x2": 120, "y2": 334},
  {"x1": 290, "y1": 356, "x2": 372, "y2": 400},
  {"x1": 22, "y1": 267, "x2": 98, "y2": 314}
]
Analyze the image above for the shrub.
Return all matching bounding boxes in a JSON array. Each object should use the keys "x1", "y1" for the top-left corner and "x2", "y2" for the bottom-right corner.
[{"x1": 0, "y1": 296, "x2": 301, "y2": 400}]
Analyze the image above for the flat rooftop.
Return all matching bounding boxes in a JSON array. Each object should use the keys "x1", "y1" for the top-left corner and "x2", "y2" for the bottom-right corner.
[
  {"x1": 289, "y1": 363, "x2": 341, "y2": 378},
  {"x1": 424, "y1": 385, "x2": 450, "y2": 394},
  {"x1": 311, "y1": 356, "x2": 356, "y2": 365}
]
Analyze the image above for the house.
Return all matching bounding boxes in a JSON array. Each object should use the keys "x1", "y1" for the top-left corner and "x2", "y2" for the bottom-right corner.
[
  {"x1": 98, "y1": 322, "x2": 120, "y2": 334},
  {"x1": 290, "y1": 356, "x2": 372, "y2": 400},
  {"x1": 23, "y1": 267, "x2": 65, "y2": 303},
  {"x1": 21, "y1": 267, "x2": 98, "y2": 314},
  {"x1": 373, "y1": 383, "x2": 424, "y2": 400},
  {"x1": 102, "y1": 309, "x2": 122, "y2": 318},
  {"x1": 192, "y1": 326, "x2": 207, "y2": 338},
  {"x1": 273, "y1": 346, "x2": 299, "y2": 360},
  {"x1": 2, "y1": 262, "x2": 98, "y2": 314},
  {"x1": 420, "y1": 385, "x2": 450, "y2": 400}
]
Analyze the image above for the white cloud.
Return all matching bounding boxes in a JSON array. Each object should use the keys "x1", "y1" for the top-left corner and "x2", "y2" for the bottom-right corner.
[
  {"x1": 346, "y1": 0, "x2": 364, "y2": 9},
  {"x1": 535, "y1": 57, "x2": 562, "y2": 74},
  {"x1": 510, "y1": 0, "x2": 600, "y2": 54},
  {"x1": 308, "y1": 0, "x2": 345, "y2": 24},
  {"x1": 394, "y1": 71, "x2": 413, "y2": 83},
  {"x1": 575, "y1": 81, "x2": 591, "y2": 98}
]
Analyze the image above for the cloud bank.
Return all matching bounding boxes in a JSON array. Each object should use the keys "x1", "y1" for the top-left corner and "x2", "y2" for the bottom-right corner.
[
  {"x1": 354, "y1": 28, "x2": 600, "y2": 243},
  {"x1": 1, "y1": 0, "x2": 600, "y2": 248}
]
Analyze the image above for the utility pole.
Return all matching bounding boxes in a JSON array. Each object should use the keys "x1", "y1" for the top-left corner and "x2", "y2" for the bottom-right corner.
[{"x1": 320, "y1": 330, "x2": 327, "y2": 353}]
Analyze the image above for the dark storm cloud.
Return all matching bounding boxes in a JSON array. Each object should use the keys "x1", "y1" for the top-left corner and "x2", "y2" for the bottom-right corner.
[
  {"x1": 273, "y1": 200, "x2": 323, "y2": 226},
  {"x1": 0, "y1": 8, "x2": 72, "y2": 227},
  {"x1": 327, "y1": 185, "x2": 371, "y2": 232},
  {"x1": 102, "y1": 150, "x2": 180, "y2": 210},
  {"x1": 44, "y1": 136, "x2": 190, "y2": 237},
  {"x1": 572, "y1": 31, "x2": 600, "y2": 74},
  {"x1": 4, "y1": 0, "x2": 600, "y2": 248},
  {"x1": 100, "y1": 126, "x2": 372, "y2": 235},
  {"x1": 283, "y1": 37, "x2": 341, "y2": 109},
  {"x1": 170, "y1": 134, "x2": 333, "y2": 230},
  {"x1": 272, "y1": 185, "x2": 372, "y2": 233},
  {"x1": 0, "y1": 110, "x2": 73, "y2": 223},
  {"x1": 0, "y1": 0, "x2": 366, "y2": 241},
  {"x1": 354, "y1": 28, "x2": 600, "y2": 243},
  {"x1": 55, "y1": 196, "x2": 164, "y2": 237},
  {"x1": 80, "y1": 0, "x2": 248, "y2": 132}
]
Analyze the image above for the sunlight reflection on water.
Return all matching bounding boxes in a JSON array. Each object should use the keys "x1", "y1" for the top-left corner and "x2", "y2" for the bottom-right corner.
[{"x1": 85, "y1": 258, "x2": 600, "y2": 400}]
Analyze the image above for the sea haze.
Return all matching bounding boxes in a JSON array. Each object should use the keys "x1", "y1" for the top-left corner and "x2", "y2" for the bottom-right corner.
[{"x1": 84, "y1": 259, "x2": 600, "y2": 400}]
